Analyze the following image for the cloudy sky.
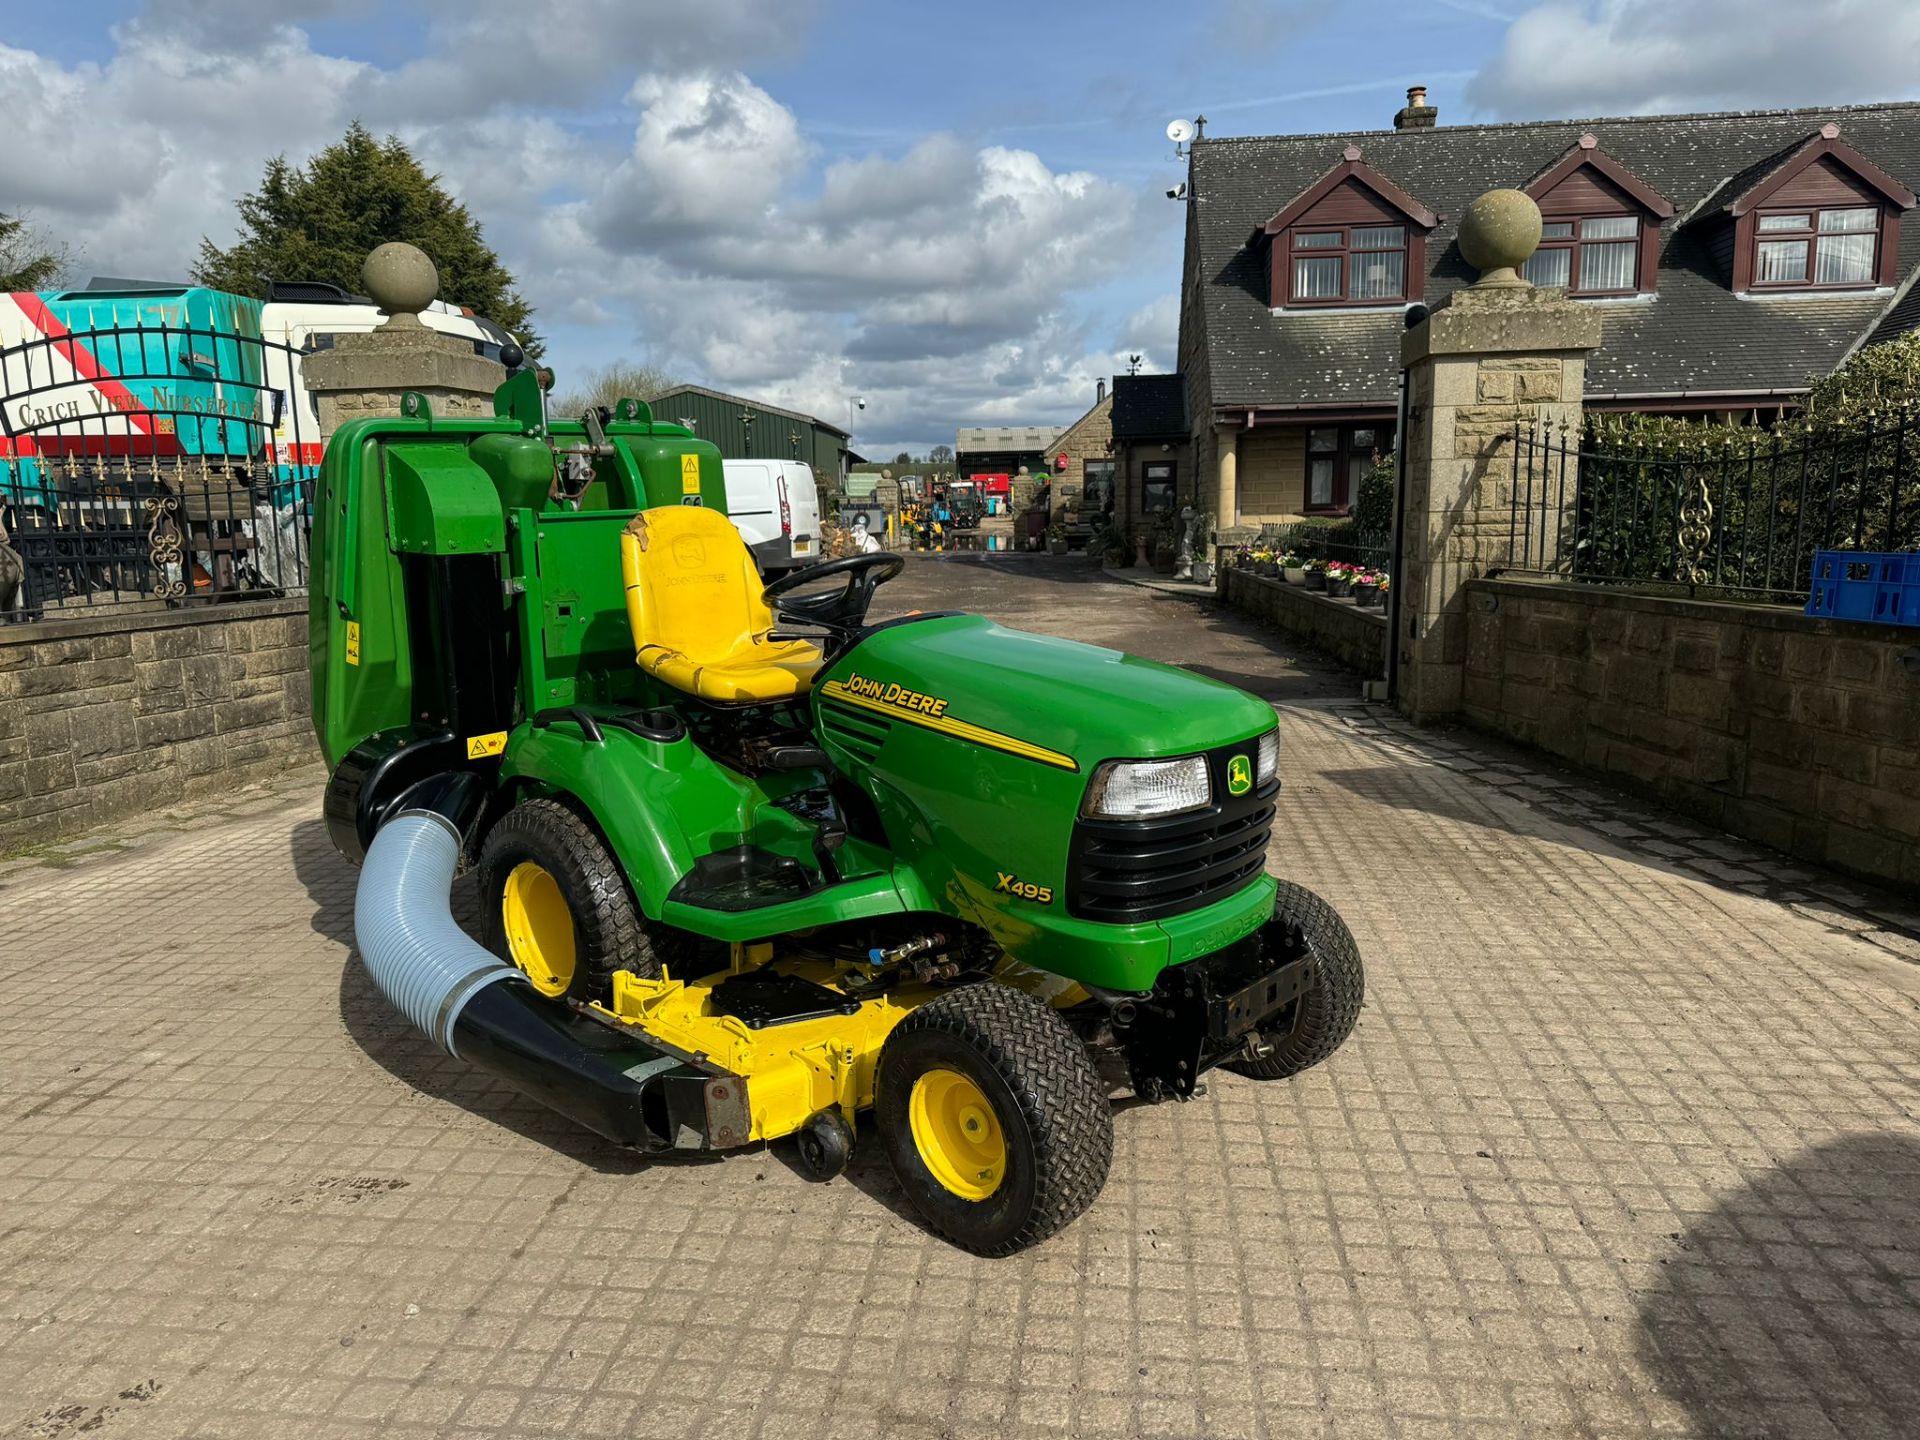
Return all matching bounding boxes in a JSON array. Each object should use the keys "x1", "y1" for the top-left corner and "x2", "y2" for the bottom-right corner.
[{"x1": 4, "y1": 0, "x2": 1915, "y2": 454}]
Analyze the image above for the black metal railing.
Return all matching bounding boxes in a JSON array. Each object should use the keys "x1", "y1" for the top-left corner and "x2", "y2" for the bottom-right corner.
[
  {"x1": 1506, "y1": 413, "x2": 1920, "y2": 601},
  {"x1": 0, "y1": 320, "x2": 318, "y2": 622}
]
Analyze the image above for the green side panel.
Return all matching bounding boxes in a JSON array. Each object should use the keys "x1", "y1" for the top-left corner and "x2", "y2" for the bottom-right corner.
[
  {"x1": 310, "y1": 427, "x2": 415, "y2": 767},
  {"x1": 509, "y1": 509, "x2": 647, "y2": 711},
  {"x1": 499, "y1": 724, "x2": 909, "y2": 932},
  {"x1": 469, "y1": 433, "x2": 555, "y2": 512},
  {"x1": 385, "y1": 445, "x2": 507, "y2": 555}
]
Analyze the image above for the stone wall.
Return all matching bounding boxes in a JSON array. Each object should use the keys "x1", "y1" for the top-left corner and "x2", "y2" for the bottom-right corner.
[
  {"x1": 1465, "y1": 577, "x2": 1920, "y2": 891},
  {"x1": 1223, "y1": 568, "x2": 1387, "y2": 677},
  {"x1": 0, "y1": 600, "x2": 318, "y2": 851}
]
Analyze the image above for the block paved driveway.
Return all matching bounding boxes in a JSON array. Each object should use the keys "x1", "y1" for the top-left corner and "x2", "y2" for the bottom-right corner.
[{"x1": 3, "y1": 555, "x2": 1917, "y2": 1440}]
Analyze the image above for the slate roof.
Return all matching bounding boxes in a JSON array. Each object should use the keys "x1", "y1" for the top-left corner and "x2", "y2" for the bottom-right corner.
[
  {"x1": 1188, "y1": 101, "x2": 1920, "y2": 411},
  {"x1": 1110, "y1": 373, "x2": 1186, "y2": 439}
]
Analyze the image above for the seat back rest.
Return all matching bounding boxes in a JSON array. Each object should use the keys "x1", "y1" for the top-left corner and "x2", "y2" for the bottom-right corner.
[{"x1": 620, "y1": 505, "x2": 775, "y2": 664}]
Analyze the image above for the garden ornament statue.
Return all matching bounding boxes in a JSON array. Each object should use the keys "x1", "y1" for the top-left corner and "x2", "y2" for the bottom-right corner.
[
  {"x1": 1174, "y1": 504, "x2": 1196, "y2": 581},
  {"x1": 1456, "y1": 189, "x2": 1542, "y2": 289}
]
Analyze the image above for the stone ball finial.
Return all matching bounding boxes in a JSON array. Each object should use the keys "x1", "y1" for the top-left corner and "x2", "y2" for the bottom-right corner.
[
  {"x1": 1457, "y1": 189, "x2": 1542, "y2": 289},
  {"x1": 362, "y1": 242, "x2": 439, "y2": 327}
]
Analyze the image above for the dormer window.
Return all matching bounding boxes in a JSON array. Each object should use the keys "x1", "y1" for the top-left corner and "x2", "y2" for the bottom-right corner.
[
  {"x1": 1521, "y1": 135, "x2": 1673, "y2": 298},
  {"x1": 1255, "y1": 146, "x2": 1437, "y2": 310},
  {"x1": 1522, "y1": 215, "x2": 1641, "y2": 294},
  {"x1": 1751, "y1": 206, "x2": 1880, "y2": 288},
  {"x1": 1715, "y1": 124, "x2": 1914, "y2": 295},
  {"x1": 1290, "y1": 225, "x2": 1407, "y2": 304}
]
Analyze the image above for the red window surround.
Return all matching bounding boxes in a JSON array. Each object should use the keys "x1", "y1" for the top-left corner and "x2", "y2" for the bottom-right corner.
[
  {"x1": 1521, "y1": 135, "x2": 1673, "y2": 297},
  {"x1": 1726, "y1": 126, "x2": 1913, "y2": 293},
  {"x1": 1257, "y1": 147, "x2": 1436, "y2": 309}
]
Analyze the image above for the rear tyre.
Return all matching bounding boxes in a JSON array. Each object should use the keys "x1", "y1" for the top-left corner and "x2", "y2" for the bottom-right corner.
[
  {"x1": 1225, "y1": 880, "x2": 1365, "y2": 1080},
  {"x1": 477, "y1": 797, "x2": 698, "y2": 1002},
  {"x1": 876, "y1": 985, "x2": 1113, "y2": 1256}
]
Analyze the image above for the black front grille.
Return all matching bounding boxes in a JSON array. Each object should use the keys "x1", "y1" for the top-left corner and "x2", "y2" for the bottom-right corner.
[{"x1": 1067, "y1": 745, "x2": 1277, "y2": 924}]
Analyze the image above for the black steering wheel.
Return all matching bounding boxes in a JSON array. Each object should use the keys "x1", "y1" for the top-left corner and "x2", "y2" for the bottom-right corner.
[{"x1": 763, "y1": 552, "x2": 905, "y2": 637}]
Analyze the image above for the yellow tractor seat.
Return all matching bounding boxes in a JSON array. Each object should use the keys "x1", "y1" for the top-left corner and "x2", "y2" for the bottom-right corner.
[{"x1": 619, "y1": 506, "x2": 823, "y2": 704}]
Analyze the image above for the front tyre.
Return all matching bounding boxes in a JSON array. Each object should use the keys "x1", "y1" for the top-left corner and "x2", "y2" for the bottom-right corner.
[
  {"x1": 1226, "y1": 880, "x2": 1365, "y2": 1080},
  {"x1": 876, "y1": 985, "x2": 1113, "y2": 1257}
]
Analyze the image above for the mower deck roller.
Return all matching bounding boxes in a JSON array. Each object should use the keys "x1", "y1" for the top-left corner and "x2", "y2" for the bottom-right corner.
[{"x1": 313, "y1": 375, "x2": 1364, "y2": 1254}]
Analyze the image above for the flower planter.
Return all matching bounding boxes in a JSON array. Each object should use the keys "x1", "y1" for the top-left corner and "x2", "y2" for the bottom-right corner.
[
  {"x1": 1327, "y1": 579, "x2": 1353, "y2": 599},
  {"x1": 1048, "y1": 539, "x2": 1069, "y2": 555},
  {"x1": 1256, "y1": 561, "x2": 1278, "y2": 577},
  {"x1": 1192, "y1": 560, "x2": 1213, "y2": 585},
  {"x1": 1304, "y1": 571, "x2": 1327, "y2": 591},
  {"x1": 1283, "y1": 567, "x2": 1306, "y2": 585},
  {"x1": 1353, "y1": 582, "x2": 1380, "y2": 607}
]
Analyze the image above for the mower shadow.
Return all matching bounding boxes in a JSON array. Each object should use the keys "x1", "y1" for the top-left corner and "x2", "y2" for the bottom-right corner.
[{"x1": 291, "y1": 818, "x2": 661, "y2": 1176}]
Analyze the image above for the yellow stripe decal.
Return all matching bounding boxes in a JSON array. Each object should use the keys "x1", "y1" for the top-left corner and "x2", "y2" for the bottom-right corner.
[{"x1": 819, "y1": 681, "x2": 1077, "y2": 772}]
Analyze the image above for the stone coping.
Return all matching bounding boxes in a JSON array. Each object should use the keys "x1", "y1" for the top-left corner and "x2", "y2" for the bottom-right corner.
[
  {"x1": 1475, "y1": 575, "x2": 1913, "y2": 644},
  {"x1": 0, "y1": 595, "x2": 307, "y2": 650}
]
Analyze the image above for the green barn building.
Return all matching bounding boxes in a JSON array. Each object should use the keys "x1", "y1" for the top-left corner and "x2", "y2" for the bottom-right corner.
[{"x1": 648, "y1": 384, "x2": 857, "y2": 492}]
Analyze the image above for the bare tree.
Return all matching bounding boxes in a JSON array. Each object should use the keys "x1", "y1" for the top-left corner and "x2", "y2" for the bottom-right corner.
[
  {"x1": 551, "y1": 360, "x2": 678, "y2": 418},
  {"x1": 929, "y1": 444, "x2": 954, "y2": 466}
]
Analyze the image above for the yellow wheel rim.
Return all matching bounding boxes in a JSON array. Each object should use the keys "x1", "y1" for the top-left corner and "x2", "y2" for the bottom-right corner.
[
  {"x1": 908, "y1": 1068, "x2": 1007, "y2": 1201},
  {"x1": 501, "y1": 862, "x2": 576, "y2": 998}
]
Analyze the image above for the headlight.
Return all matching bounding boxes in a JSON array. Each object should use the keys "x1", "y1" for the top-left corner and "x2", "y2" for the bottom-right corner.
[
  {"x1": 1256, "y1": 730, "x2": 1279, "y2": 786},
  {"x1": 1082, "y1": 755, "x2": 1211, "y2": 820}
]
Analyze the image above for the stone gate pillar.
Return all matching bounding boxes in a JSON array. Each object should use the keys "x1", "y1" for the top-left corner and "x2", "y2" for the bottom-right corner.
[
  {"x1": 301, "y1": 243, "x2": 508, "y2": 440},
  {"x1": 1394, "y1": 190, "x2": 1601, "y2": 723}
]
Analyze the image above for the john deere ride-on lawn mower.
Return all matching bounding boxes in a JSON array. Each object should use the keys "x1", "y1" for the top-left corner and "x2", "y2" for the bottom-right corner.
[{"x1": 314, "y1": 371, "x2": 1363, "y2": 1255}]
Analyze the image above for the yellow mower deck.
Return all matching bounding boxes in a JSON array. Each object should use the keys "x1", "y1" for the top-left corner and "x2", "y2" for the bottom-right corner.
[{"x1": 582, "y1": 945, "x2": 941, "y2": 1144}]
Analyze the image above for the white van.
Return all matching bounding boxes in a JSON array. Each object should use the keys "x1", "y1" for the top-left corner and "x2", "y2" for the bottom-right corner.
[{"x1": 721, "y1": 459, "x2": 821, "y2": 575}]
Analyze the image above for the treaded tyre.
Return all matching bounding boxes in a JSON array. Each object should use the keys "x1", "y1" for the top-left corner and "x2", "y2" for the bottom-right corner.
[
  {"x1": 1225, "y1": 879, "x2": 1364, "y2": 1080},
  {"x1": 477, "y1": 797, "x2": 698, "y2": 1002},
  {"x1": 876, "y1": 984, "x2": 1113, "y2": 1256}
]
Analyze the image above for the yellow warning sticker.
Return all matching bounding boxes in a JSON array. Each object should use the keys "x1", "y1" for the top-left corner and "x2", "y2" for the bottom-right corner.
[
  {"x1": 466, "y1": 731, "x2": 508, "y2": 759},
  {"x1": 680, "y1": 453, "x2": 701, "y2": 494},
  {"x1": 344, "y1": 621, "x2": 361, "y2": 665}
]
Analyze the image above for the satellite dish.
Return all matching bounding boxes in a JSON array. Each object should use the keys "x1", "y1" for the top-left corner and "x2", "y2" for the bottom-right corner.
[{"x1": 1166, "y1": 118, "x2": 1195, "y2": 145}]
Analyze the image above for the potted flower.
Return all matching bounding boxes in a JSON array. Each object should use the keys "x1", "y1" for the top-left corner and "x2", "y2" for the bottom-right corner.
[
  {"x1": 1304, "y1": 558, "x2": 1328, "y2": 591},
  {"x1": 1281, "y1": 551, "x2": 1307, "y2": 585},
  {"x1": 1325, "y1": 563, "x2": 1353, "y2": 599},
  {"x1": 1047, "y1": 519, "x2": 1069, "y2": 555},
  {"x1": 1353, "y1": 569, "x2": 1381, "y2": 607}
]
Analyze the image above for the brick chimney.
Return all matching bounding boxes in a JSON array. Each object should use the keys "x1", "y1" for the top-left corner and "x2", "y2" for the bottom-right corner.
[{"x1": 1394, "y1": 85, "x2": 1437, "y2": 131}]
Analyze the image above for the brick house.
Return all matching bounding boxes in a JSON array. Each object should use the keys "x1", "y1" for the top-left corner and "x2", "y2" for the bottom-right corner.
[{"x1": 1177, "y1": 95, "x2": 1920, "y2": 530}]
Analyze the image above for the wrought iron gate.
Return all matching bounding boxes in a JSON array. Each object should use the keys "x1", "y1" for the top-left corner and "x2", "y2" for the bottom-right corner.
[{"x1": 0, "y1": 319, "x2": 320, "y2": 620}]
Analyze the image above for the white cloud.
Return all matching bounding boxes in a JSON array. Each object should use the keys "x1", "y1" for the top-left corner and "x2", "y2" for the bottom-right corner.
[
  {"x1": 0, "y1": 3, "x2": 1169, "y2": 449},
  {"x1": 1469, "y1": 0, "x2": 1920, "y2": 117}
]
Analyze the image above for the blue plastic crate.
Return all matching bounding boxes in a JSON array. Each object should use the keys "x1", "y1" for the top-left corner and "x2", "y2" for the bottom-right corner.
[{"x1": 1805, "y1": 550, "x2": 1920, "y2": 627}]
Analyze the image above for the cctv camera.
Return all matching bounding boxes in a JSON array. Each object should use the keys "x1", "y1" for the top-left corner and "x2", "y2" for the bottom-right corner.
[
  {"x1": 858, "y1": 399, "x2": 867, "y2": 410},
  {"x1": 1165, "y1": 182, "x2": 1187, "y2": 201}
]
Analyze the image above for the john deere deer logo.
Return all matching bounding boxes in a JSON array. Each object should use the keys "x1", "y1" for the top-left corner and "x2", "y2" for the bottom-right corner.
[{"x1": 1227, "y1": 754, "x2": 1252, "y2": 796}]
